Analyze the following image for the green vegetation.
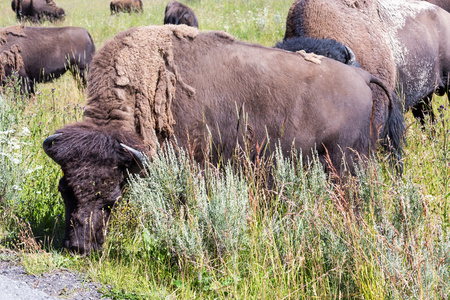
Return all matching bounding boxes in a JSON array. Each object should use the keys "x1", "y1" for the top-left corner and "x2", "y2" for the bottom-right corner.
[{"x1": 1, "y1": 0, "x2": 450, "y2": 298}]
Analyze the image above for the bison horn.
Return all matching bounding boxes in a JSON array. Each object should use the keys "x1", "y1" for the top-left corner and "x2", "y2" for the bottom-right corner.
[
  {"x1": 344, "y1": 45, "x2": 359, "y2": 68},
  {"x1": 120, "y1": 143, "x2": 147, "y2": 167},
  {"x1": 43, "y1": 133, "x2": 62, "y2": 155}
]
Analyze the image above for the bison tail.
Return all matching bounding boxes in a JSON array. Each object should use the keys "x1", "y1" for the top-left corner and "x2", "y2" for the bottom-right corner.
[
  {"x1": 370, "y1": 76, "x2": 406, "y2": 175},
  {"x1": 384, "y1": 92, "x2": 405, "y2": 174}
]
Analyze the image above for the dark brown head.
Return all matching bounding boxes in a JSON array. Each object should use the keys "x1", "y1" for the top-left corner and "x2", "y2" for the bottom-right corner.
[
  {"x1": 55, "y1": 6, "x2": 65, "y2": 18},
  {"x1": 43, "y1": 123, "x2": 144, "y2": 254},
  {"x1": 164, "y1": 1, "x2": 199, "y2": 28},
  {"x1": 43, "y1": 0, "x2": 65, "y2": 20}
]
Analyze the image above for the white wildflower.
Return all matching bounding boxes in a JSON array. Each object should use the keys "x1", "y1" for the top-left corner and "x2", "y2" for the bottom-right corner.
[{"x1": 19, "y1": 127, "x2": 31, "y2": 136}]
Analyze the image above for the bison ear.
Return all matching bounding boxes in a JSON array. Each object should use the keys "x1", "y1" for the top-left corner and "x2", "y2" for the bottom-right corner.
[{"x1": 43, "y1": 133, "x2": 62, "y2": 160}]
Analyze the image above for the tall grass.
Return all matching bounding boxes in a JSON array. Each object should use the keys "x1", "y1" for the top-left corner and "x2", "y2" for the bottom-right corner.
[{"x1": 1, "y1": 0, "x2": 450, "y2": 298}]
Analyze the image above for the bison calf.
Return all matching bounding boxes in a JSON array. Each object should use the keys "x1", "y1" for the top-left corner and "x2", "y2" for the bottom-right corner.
[
  {"x1": 164, "y1": 1, "x2": 199, "y2": 28},
  {"x1": 110, "y1": 0, "x2": 143, "y2": 14},
  {"x1": 0, "y1": 26, "x2": 95, "y2": 94},
  {"x1": 11, "y1": 0, "x2": 65, "y2": 22},
  {"x1": 43, "y1": 25, "x2": 404, "y2": 255}
]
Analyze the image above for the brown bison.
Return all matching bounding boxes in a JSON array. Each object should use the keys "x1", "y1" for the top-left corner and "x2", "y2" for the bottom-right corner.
[
  {"x1": 285, "y1": 0, "x2": 450, "y2": 122},
  {"x1": 11, "y1": 0, "x2": 65, "y2": 22},
  {"x1": 110, "y1": 0, "x2": 143, "y2": 14},
  {"x1": 43, "y1": 25, "x2": 404, "y2": 254},
  {"x1": 164, "y1": 1, "x2": 199, "y2": 28},
  {"x1": 0, "y1": 26, "x2": 95, "y2": 94}
]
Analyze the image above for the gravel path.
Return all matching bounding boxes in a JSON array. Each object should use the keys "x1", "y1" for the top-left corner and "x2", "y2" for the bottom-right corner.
[
  {"x1": 0, "y1": 274, "x2": 59, "y2": 300},
  {"x1": 0, "y1": 251, "x2": 110, "y2": 300}
]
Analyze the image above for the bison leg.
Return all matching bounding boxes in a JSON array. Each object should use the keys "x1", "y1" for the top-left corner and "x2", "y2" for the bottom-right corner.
[
  {"x1": 110, "y1": 3, "x2": 116, "y2": 15},
  {"x1": 19, "y1": 75, "x2": 34, "y2": 95},
  {"x1": 68, "y1": 64, "x2": 87, "y2": 89},
  {"x1": 411, "y1": 95, "x2": 434, "y2": 125}
]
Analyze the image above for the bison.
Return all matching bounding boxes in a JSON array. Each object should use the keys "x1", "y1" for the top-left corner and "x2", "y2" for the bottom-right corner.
[
  {"x1": 164, "y1": 1, "x2": 199, "y2": 28},
  {"x1": 0, "y1": 26, "x2": 95, "y2": 94},
  {"x1": 284, "y1": 0, "x2": 450, "y2": 123},
  {"x1": 275, "y1": 36, "x2": 360, "y2": 67},
  {"x1": 11, "y1": 0, "x2": 65, "y2": 22},
  {"x1": 43, "y1": 25, "x2": 404, "y2": 254},
  {"x1": 110, "y1": 0, "x2": 143, "y2": 14}
]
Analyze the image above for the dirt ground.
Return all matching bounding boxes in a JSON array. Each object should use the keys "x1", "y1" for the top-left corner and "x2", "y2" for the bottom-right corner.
[{"x1": 0, "y1": 250, "x2": 111, "y2": 300}]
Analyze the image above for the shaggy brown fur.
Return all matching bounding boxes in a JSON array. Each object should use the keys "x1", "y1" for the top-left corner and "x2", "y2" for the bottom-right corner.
[
  {"x1": 0, "y1": 26, "x2": 25, "y2": 82},
  {"x1": 84, "y1": 25, "x2": 197, "y2": 154},
  {"x1": 44, "y1": 25, "x2": 404, "y2": 254},
  {"x1": 164, "y1": 1, "x2": 199, "y2": 28},
  {"x1": 0, "y1": 25, "x2": 25, "y2": 45},
  {"x1": 11, "y1": 0, "x2": 65, "y2": 22},
  {"x1": 285, "y1": 0, "x2": 450, "y2": 122},
  {"x1": 0, "y1": 45, "x2": 23, "y2": 85},
  {"x1": 0, "y1": 26, "x2": 95, "y2": 94},
  {"x1": 110, "y1": 0, "x2": 143, "y2": 14}
]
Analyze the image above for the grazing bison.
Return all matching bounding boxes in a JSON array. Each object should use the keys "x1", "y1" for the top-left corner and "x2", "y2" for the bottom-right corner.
[
  {"x1": 275, "y1": 36, "x2": 359, "y2": 67},
  {"x1": 110, "y1": 0, "x2": 143, "y2": 14},
  {"x1": 43, "y1": 25, "x2": 404, "y2": 254},
  {"x1": 11, "y1": 0, "x2": 65, "y2": 22},
  {"x1": 285, "y1": 0, "x2": 450, "y2": 122},
  {"x1": 0, "y1": 26, "x2": 95, "y2": 94},
  {"x1": 164, "y1": 1, "x2": 199, "y2": 28}
]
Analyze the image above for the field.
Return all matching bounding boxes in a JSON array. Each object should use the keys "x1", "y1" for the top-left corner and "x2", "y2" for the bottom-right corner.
[{"x1": 1, "y1": 0, "x2": 450, "y2": 299}]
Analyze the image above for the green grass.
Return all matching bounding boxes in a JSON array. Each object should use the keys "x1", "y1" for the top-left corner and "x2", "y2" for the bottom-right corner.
[{"x1": 1, "y1": 0, "x2": 450, "y2": 298}]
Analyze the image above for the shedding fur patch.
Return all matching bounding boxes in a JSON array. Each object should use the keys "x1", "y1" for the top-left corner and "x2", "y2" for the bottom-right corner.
[
  {"x1": 0, "y1": 44, "x2": 24, "y2": 82},
  {"x1": 0, "y1": 26, "x2": 26, "y2": 81},
  {"x1": 85, "y1": 25, "x2": 198, "y2": 153},
  {"x1": 0, "y1": 25, "x2": 25, "y2": 45},
  {"x1": 296, "y1": 50, "x2": 322, "y2": 64}
]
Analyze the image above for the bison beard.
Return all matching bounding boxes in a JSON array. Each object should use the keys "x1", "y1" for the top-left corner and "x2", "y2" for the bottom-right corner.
[{"x1": 43, "y1": 25, "x2": 404, "y2": 255}]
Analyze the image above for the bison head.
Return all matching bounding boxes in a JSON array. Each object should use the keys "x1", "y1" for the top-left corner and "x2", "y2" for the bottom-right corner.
[
  {"x1": 43, "y1": 124, "x2": 145, "y2": 254},
  {"x1": 54, "y1": 7, "x2": 65, "y2": 18}
]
